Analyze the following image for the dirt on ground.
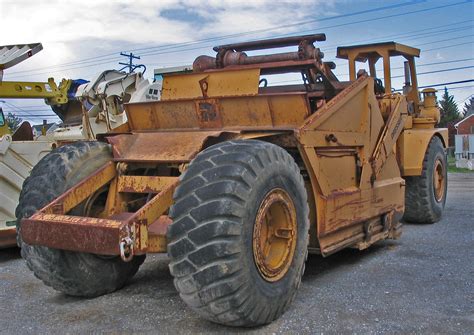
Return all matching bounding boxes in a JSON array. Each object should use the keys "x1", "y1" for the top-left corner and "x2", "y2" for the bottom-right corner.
[{"x1": 0, "y1": 173, "x2": 473, "y2": 334}]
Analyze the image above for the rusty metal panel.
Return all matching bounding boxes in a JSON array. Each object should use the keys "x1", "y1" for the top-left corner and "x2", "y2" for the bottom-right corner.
[
  {"x1": 107, "y1": 131, "x2": 224, "y2": 163},
  {"x1": 313, "y1": 149, "x2": 358, "y2": 194},
  {"x1": 126, "y1": 100, "x2": 197, "y2": 130},
  {"x1": 161, "y1": 68, "x2": 260, "y2": 100},
  {"x1": 0, "y1": 227, "x2": 16, "y2": 248},
  {"x1": 117, "y1": 176, "x2": 178, "y2": 193},
  {"x1": 316, "y1": 176, "x2": 405, "y2": 255},
  {"x1": 267, "y1": 95, "x2": 310, "y2": 126},
  {"x1": 195, "y1": 99, "x2": 223, "y2": 128},
  {"x1": 297, "y1": 75, "x2": 406, "y2": 254},
  {"x1": 219, "y1": 96, "x2": 272, "y2": 126},
  {"x1": 299, "y1": 76, "x2": 372, "y2": 133},
  {"x1": 146, "y1": 216, "x2": 171, "y2": 253},
  {"x1": 21, "y1": 214, "x2": 126, "y2": 255},
  {"x1": 126, "y1": 93, "x2": 309, "y2": 131},
  {"x1": 317, "y1": 177, "x2": 405, "y2": 236}
]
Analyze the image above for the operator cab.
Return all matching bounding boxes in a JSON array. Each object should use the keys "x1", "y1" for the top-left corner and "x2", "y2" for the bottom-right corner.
[{"x1": 337, "y1": 42, "x2": 421, "y2": 112}]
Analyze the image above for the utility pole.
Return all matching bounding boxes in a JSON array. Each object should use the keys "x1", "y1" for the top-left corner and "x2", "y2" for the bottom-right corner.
[{"x1": 119, "y1": 52, "x2": 141, "y2": 73}]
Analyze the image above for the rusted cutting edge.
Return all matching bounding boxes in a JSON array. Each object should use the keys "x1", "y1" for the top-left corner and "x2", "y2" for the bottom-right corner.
[
  {"x1": 20, "y1": 179, "x2": 179, "y2": 257},
  {"x1": 0, "y1": 227, "x2": 17, "y2": 248},
  {"x1": 21, "y1": 214, "x2": 128, "y2": 255}
]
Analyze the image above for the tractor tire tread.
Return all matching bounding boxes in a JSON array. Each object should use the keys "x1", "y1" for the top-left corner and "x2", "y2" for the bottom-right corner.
[
  {"x1": 16, "y1": 141, "x2": 144, "y2": 297},
  {"x1": 168, "y1": 140, "x2": 309, "y2": 327}
]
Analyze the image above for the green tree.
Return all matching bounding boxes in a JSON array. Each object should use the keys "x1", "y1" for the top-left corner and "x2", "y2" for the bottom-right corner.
[
  {"x1": 5, "y1": 112, "x2": 23, "y2": 131},
  {"x1": 438, "y1": 87, "x2": 461, "y2": 127},
  {"x1": 462, "y1": 96, "x2": 474, "y2": 117}
]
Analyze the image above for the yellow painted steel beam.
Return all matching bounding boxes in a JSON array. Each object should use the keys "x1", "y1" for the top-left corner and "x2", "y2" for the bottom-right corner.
[
  {"x1": 117, "y1": 175, "x2": 178, "y2": 193},
  {"x1": 131, "y1": 180, "x2": 178, "y2": 225},
  {"x1": 397, "y1": 128, "x2": 448, "y2": 176},
  {"x1": 161, "y1": 68, "x2": 260, "y2": 100},
  {"x1": 43, "y1": 162, "x2": 117, "y2": 215},
  {"x1": 0, "y1": 78, "x2": 71, "y2": 104},
  {"x1": 371, "y1": 95, "x2": 408, "y2": 178}
]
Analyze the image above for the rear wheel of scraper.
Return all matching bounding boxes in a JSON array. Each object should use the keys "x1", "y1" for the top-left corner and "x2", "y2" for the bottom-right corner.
[
  {"x1": 16, "y1": 141, "x2": 145, "y2": 297},
  {"x1": 167, "y1": 140, "x2": 309, "y2": 326},
  {"x1": 403, "y1": 136, "x2": 447, "y2": 223}
]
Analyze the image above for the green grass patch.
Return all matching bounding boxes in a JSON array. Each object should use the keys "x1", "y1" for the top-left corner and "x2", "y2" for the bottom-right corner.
[
  {"x1": 448, "y1": 166, "x2": 473, "y2": 173},
  {"x1": 447, "y1": 155, "x2": 473, "y2": 173}
]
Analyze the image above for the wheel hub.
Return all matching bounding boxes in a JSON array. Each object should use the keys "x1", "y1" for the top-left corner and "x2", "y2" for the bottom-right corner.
[
  {"x1": 253, "y1": 188, "x2": 297, "y2": 282},
  {"x1": 433, "y1": 159, "x2": 445, "y2": 202}
]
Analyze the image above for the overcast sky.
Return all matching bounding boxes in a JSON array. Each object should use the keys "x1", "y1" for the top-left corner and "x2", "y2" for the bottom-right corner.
[{"x1": 1, "y1": 0, "x2": 473, "y2": 124}]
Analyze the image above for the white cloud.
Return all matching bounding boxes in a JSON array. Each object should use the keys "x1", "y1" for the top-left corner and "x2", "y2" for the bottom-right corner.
[{"x1": 1, "y1": 0, "x2": 339, "y2": 82}]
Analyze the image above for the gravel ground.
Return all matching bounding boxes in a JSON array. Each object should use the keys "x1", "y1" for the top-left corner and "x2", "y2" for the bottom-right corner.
[{"x1": 0, "y1": 173, "x2": 473, "y2": 334}]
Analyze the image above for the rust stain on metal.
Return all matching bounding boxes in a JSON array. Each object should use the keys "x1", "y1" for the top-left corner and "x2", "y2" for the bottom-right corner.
[
  {"x1": 129, "y1": 179, "x2": 178, "y2": 226},
  {"x1": 195, "y1": 99, "x2": 223, "y2": 128},
  {"x1": 21, "y1": 214, "x2": 124, "y2": 255},
  {"x1": 107, "y1": 131, "x2": 224, "y2": 163},
  {"x1": 41, "y1": 162, "x2": 116, "y2": 215},
  {"x1": 117, "y1": 176, "x2": 178, "y2": 193},
  {"x1": 0, "y1": 227, "x2": 17, "y2": 248}
]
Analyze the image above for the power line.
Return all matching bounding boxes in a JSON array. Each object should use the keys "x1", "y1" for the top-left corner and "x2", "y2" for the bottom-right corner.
[
  {"x1": 403, "y1": 58, "x2": 474, "y2": 69},
  {"x1": 5, "y1": 59, "x2": 121, "y2": 79},
  {"x1": 424, "y1": 41, "x2": 474, "y2": 52},
  {"x1": 138, "y1": 1, "x2": 430, "y2": 55},
  {"x1": 9, "y1": 2, "x2": 472, "y2": 81},
  {"x1": 415, "y1": 34, "x2": 473, "y2": 47},
  {"x1": 113, "y1": 24, "x2": 474, "y2": 64},
  {"x1": 321, "y1": 23, "x2": 474, "y2": 53},
  {"x1": 14, "y1": 21, "x2": 468, "y2": 79},
  {"x1": 138, "y1": 1, "x2": 471, "y2": 58},
  {"x1": 448, "y1": 85, "x2": 474, "y2": 90},
  {"x1": 451, "y1": 85, "x2": 474, "y2": 89},
  {"x1": 138, "y1": 0, "x2": 470, "y2": 56},
  {"x1": 1, "y1": 101, "x2": 38, "y2": 118},
  {"x1": 7, "y1": 0, "x2": 425, "y2": 76},
  {"x1": 392, "y1": 65, "x2": 474, "y2": 79},
  {"x1": 8, "y1": 0, "x2": 471, "y2": 77},
  {"x1": 273, "y1": 61, "x2": 474, "y2": 84},
  {"x1": 419, "y1": 79, "x2": 474, "y2": 89}
]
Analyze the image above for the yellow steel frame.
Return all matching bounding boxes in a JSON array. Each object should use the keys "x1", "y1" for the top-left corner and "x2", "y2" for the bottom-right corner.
[
  {"x1": 297, "y1": 76, "x2": 405, "y2": 254},
  {"x1": 397, "y1": 129, "x2": 448, "y2": 176},
  {"x1": 0, "y1": 77, "x2": 71, "y2": 105},
  {"x1": 0, "y1": 108, "x2": 11, "y2": 136}
]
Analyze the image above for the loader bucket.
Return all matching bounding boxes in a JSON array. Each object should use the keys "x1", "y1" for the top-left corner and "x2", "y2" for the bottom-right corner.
[{"x1": 50, "y1": 78, "x2": 88, "y2": 125}]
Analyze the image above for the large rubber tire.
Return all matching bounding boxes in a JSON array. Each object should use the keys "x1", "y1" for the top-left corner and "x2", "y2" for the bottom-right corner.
[
  {"x1": 403, "y1": 136, "x2": 447, "y2": 223},
  {"x1": 16, "y1": 141, "x2": 144, "y2": 297},
  {"x1": 167, "y1": 140, "x2": 309, "y2": 327}
]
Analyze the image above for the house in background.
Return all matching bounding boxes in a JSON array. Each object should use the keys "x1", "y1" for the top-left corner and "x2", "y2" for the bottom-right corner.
[
  {"x1": 32, "y1": 122, "x2": 58, "y2": 139},
  {"x1": 454, "y1": 114, "x2": 474, "y2": 170}
]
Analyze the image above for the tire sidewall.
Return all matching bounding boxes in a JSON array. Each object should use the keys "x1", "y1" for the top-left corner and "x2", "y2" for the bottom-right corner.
[
  {"x1": 240, "y1": 158, "x2": 308, "y2": 302},
  {"x1": 426, "y1": 142, "x2": 447, "y2": 218},
  {"x1": 17, "y1": 141, "x2": 144, "y2": 297}
]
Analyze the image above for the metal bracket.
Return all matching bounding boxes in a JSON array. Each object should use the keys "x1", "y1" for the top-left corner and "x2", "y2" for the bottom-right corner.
[
  {"x1": 51, "y1": 203, "x2": 64, "y2": 215},
  {"x1": 119, "y1": 224, "x2": 135, "y2": 262},
  {"x1": 119, "y1": 237, "x2": 134, "y2": 262}
]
